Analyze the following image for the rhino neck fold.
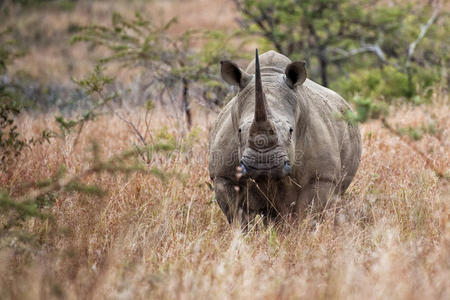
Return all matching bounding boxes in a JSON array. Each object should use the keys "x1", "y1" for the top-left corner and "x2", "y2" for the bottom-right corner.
[{"x1": 254, "y1": 49, "x2": 268, "y2": 123}]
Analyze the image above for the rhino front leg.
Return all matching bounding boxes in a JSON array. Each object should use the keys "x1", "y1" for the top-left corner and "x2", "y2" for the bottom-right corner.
[
  {"x1": 214, "y1": 177, "x2": 264, "y2": 226},
  {"x1": 213, "y1": 177, "x2": 240, "y2": 224},
  {"x1": 296, "y1": 179, "x2": 337, "y2": 217}
]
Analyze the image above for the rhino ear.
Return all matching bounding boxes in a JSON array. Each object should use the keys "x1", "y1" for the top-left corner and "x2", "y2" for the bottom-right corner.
[
  {"x1": 220, "y1": 60, "x2": 251, "y2": 89},
  {"x1": 285, "y1": 61, "x2": 307, "y2": 88}
]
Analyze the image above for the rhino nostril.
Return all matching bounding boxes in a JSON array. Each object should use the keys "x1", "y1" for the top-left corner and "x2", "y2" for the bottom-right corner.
[
  {"x1": 240, "y1": 161, "x2": 247, "y2": 176},
  {"x1": 283, "y1": 161, "x2": 292, "y2": 175}
]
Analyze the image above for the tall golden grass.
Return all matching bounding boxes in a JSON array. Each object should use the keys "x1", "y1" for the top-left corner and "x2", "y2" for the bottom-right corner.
[{"x1": 1, "y1": 90, "x2": 448, "y2": 299}]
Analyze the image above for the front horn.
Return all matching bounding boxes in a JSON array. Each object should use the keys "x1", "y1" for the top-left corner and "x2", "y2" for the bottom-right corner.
[{"x1": 254, "y1": 49, "x2": 268, "y2": 123}]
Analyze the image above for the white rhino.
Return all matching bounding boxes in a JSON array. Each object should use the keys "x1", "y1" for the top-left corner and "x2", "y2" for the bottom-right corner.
[{"x1": 208, "y1": 50, "x2": 361, "y2": 224}]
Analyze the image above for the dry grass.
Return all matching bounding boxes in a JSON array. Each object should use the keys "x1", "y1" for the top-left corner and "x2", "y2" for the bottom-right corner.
[{"x1": 1, "y1": 92, "x2": 449, "y2": 299}]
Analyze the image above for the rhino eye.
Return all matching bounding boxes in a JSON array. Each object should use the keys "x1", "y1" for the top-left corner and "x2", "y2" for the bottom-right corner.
[
  {"x1": 289, "y1": 127, "x2": 293, "y2": 134},
  {"x1": 238, "y1": 128, "x2": 242, "y2": 133}
]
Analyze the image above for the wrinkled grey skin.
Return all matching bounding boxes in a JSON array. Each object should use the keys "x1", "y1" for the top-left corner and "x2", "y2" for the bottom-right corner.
[{"x1": 208, "y1": 50, "x2": 361, "y2": 225}]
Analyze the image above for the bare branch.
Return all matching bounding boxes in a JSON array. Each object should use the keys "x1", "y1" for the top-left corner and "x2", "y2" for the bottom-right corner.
[
  {"x1": 115, "y1": 112, "x2": 147, "y2": 147},
  {"x1": 406, "y1": 7, "x2": 440, "y2": 69},
  {"x1": 328, "y1": 44, "x2": 387, "y2": 63}
]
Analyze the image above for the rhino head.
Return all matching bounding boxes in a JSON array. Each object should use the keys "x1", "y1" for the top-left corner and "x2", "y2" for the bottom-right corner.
[{"x1": 220, "y1": 49, "x2": 307, "y2": 180}]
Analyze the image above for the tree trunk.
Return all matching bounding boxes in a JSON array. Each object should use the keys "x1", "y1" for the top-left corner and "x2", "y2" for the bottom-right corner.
[
  {"x1": 406, "y1": 67, "x2": 415, "y2": 98},
  {"x1": 182, "y1": 78, "x2": 191, "y2": 129},
  {"x1": 319, "y1": 53, "x2": 328, "y2": 87}
]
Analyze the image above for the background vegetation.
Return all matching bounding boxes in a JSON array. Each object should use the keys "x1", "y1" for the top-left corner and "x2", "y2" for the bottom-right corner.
[
  {"x1": 0, "y1": 0, "x2": 448, "y2": 299},
  {"x1": 235, "y1": 0, "x2": 448, "y2": 101}
]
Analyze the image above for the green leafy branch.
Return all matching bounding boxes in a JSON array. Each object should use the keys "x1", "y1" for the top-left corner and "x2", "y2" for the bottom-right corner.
[
  {"x1": 0, "y1": 141, "x2": 176, "y2": 226},
  {"x1": 55, "y1": 65, "x2": 116, "y2": 145},
  {"x1": 71, "y1": 11, "x2": 243, "y2": 127},
  {"x1": 0, "y1": 28, "x2": 54, "y2": 166}
]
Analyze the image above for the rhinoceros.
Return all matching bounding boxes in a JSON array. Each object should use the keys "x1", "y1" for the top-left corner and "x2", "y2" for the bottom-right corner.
[{"x1": 208, "y1": 50, "x2": 361, "y2": 224}]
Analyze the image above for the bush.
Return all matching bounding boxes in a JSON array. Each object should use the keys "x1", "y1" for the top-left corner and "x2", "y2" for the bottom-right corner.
[
  {"x1": 0, "y1": 92, "x2": 26, "y2": 164},
  {"x1": 234, "y1": 0, "x2": 447, "y2": 101},
  {"x1": 334, "y1": 65, "x2": 441, "y2": 102}
]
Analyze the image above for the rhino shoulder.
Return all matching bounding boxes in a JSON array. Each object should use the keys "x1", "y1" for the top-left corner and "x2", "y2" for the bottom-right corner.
[
  {"x1": 298, "y1": 79, "x2": 361, "y2": 184},
  {"x1": 210, "y1": 96, "x2": 237, "y2": 140},
  {"x1": 208, "y1": 97, "x2": 239, "y2": 179}
]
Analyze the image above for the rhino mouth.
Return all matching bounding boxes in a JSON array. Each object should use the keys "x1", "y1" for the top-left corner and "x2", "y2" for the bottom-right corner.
[{"x1": 240, "y1": 159, "x2": 291, "y2": 179}]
